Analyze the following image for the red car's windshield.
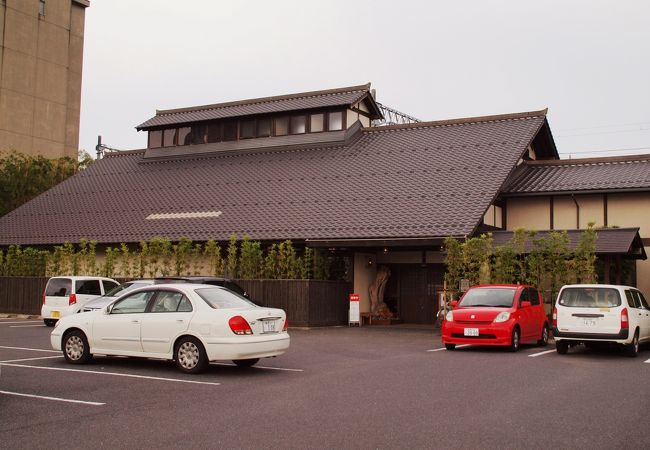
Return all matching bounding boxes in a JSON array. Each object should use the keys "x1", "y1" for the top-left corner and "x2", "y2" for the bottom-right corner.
[{"x1": 459, "y1": 288, "x2": 516, "y2": 308}]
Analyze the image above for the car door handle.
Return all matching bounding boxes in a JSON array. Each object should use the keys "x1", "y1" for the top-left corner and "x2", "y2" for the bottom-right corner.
[
  {"x1": 176, "y1": 319, "x2": 184, "y2": 323},
  {"x1": 131, "y1": 320, "x2": 140, "y2": 324}
]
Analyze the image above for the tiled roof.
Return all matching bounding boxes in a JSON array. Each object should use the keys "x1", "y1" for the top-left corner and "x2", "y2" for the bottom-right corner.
[
  {"x1": 502, "y1": 154, "x2": 650, "y2": 195},
  {"x1": 491, "y1": 228, "x2": 646, "y2": 259},
  {"x1": 136, "y1": 83, "x2": 377, "y2": 130},
  {"x1": 0, "y1": 110, "x2": 547, "y2": 246}
]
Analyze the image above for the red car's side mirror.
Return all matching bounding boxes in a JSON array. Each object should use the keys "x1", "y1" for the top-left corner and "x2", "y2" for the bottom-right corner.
[
  {"x1": 521, "y1": 301, "x2": 532, "y2": 308},
  {"x1": 450, "y1": 300, "x2": 459, "y2": 308}
]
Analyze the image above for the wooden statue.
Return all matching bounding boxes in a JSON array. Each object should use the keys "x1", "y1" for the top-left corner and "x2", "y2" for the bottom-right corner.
[{"x1": 369, "y1": 266, "x2": 392, "y2": 316}]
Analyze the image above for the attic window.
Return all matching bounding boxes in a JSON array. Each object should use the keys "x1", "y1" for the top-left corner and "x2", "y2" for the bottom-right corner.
[
  {"x1": 290, "y1": 115, "x2": 306, "y2": 134},
  {"x1": 146, "y1": 211, "x2": 223, "y2": 220},
  {"x1": 328, "y1": 111, "x2": 343, "y2": 131}
]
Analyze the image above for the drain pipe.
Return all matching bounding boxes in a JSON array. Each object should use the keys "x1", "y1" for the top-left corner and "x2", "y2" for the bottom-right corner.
[{"x1": 571, "y1": 194, "x2": 580, "y2": 229}]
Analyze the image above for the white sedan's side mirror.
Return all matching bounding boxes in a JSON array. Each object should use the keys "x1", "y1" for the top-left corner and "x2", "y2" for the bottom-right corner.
[{"x1": 104, "y1": 305, "x2": 112, "y2": 314}]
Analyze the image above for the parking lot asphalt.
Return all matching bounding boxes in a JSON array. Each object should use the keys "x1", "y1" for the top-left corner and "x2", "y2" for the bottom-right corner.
[{"x1": 1, "y1": 318, "x2": 649, "y2": 449}]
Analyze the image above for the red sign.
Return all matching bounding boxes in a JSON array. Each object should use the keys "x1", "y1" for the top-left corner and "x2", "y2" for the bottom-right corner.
[{"x1": 349, "y1": 294, "x2": 360, "y2": 302}]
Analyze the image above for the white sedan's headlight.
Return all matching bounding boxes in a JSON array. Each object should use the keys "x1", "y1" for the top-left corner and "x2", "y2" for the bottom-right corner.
[
  {"x1": 493, "y1": 312, "x2": 511, "y2": 323},
  {"x1": 445, "y1": 311, "x2": 454, "y2": 322}
]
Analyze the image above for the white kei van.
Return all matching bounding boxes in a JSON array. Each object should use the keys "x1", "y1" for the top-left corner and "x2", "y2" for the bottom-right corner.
[
  {"x1": 41, "y1": 276, "x2": 120, "y2": 326},
  {"x1": 553, "y1": 284, "x2": 650, "y2": 357}
]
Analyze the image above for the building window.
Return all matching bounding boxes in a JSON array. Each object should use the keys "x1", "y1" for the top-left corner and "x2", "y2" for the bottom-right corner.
[
  {"x1": 191, "y1": 124, "x2": 207, "y2": 145},
  {"x1": 275, "y1": 117, "x2": 289, "y2": 136},
  {"x1": 163, "y1": 128, "x2": 177, "y2": 147},
  {"x1": 149, "y1": 130, "x2": 162, "y2": 148},
  {"x1": 240, "y1": 119, "x2": 256, "y2": 139},
  {"x1": 207, "y1": 122, "x2": 221, "y2": 143},
  {"x1": 39, "y1": 0, "x2": 46, "y2": 17},
  {"x1": 177, "y1": 127, "x2": 191, "y2": 146},
  {"x1": 328, "y1": 111, "x2": 343, "y2": 131},
  {"x1": 223, "y1": 121, "x2": 238, "y2": 141},
  {"x1": 257, "y1": 118, "x2": 272, "y2": 138},
  {"x1": 290, "y1": 115, "x2": 306, "y2": 134},
  {"x1": 310, "y1": 113, "x2": 324, "y2": 133}
]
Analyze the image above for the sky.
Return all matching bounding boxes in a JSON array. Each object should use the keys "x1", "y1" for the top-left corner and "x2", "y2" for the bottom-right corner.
[{"x1": 79, "y1": 0, "x2": 650, "y2": 159}]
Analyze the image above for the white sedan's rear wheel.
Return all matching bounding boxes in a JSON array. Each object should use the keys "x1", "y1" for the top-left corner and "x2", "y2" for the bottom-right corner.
[{"x1": 174, "y1": 337, "x2": 208, "y2": 374}]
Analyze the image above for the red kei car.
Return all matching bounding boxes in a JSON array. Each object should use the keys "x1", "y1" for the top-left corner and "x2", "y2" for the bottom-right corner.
[{"x1": 441, "y1": 284, "x2": 549, "y2": 352}]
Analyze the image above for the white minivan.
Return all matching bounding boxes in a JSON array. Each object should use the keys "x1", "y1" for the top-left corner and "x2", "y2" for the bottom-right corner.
[
  {"x1": 553, "y1": 284, "x2": 650, "y2": 357},
  {"x1": 41, "y1": 276, "x2": 120, "y2": 327}
]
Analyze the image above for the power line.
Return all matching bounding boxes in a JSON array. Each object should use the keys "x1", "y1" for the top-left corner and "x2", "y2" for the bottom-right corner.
[
  {"x1": 557, "y1": 121, "x2": 650, "y2": 133},
  {"x1": 557, "y1": 126, "x2": 650, "y2": 138}
]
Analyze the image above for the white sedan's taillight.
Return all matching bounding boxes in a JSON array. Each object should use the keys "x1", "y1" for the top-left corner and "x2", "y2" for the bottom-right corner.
[
  {"x1": 283, "y1": 318, "x2": 288, "y2": 332},
  {"x1": 229, "y1": 316, "x2": 253, "y2": 335}
]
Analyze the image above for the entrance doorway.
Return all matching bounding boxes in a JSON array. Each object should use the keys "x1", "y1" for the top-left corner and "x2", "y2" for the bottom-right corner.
[{"x1": 384, "y1": 264, "x2": 444, "y2": 324}]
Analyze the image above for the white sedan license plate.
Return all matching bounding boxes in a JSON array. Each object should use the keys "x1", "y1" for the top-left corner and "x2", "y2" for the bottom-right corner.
[
  {"x1": 464, "y1": 328, "x2": 479, "y2": 337},
  {"x1": 262, "y1": 321, "x2": 276, "y2": 333}
]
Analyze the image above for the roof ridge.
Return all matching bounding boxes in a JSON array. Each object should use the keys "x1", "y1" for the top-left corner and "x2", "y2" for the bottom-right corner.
[
  {"x1": 364, "y1": 109, "x2": 548, "y2": 132},
  {"x1": 155, "y1": 83, "x2": 371, "y2": 116},
  {"x1": 523, "y1": 153, "x2": 650, "y2": 167},
  {"x1": 104, "y1": 149, "x2": 146, "y2": 158}
]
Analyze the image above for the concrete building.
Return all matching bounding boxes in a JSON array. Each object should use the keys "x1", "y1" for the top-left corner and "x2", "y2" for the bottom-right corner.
[{"x1": 0, "y1": 0, "x2": 89, "y2": 158}]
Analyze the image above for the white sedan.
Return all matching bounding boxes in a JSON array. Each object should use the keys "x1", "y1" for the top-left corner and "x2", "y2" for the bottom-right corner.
[{"x1": 51, "y1": 283, "x2": 290, "y2": 373}]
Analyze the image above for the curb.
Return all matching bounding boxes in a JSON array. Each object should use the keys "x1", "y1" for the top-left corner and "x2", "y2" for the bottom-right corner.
[{"x1": 0, "y1": 314, "x2": 41, "y2": 319}]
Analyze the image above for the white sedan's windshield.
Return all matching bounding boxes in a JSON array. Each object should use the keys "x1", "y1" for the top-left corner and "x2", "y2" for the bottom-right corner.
[
  {"x1": 105, "y1": 282, "x2": 150, "y2": 297},
  {"x1": 459, "y1": 288, "x2": 516, "y2": 308},
  {"x1": 196, "y1": 287, "x2": 256, "y2": 309}
]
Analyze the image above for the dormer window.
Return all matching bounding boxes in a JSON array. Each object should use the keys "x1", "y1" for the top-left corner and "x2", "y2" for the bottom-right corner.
[
  {"x1": 275, "y1": 117, "x2": 289, "y2": 136},
  {"x1": 163, "y1": 128, "x2": 177, "y2": 147},
  {"x1": 149, "y1": 130, "x2": 162, "y2": 148},
  {"x1": 178, "y1": 127, "x2": 191, "y2": 146},
  {"x1": 240, "y1": 119, "x2": 256, "y2": 139},
  {"x1": 328, "y1": 111, "x2": 343, "y2": 131},
  {"x1": 290, "y1": 115, "x2": 306, "y2": 134},
  {"x1": 257, "y1": 118, "x2": 272, "y2": 137},
  {"x1": 139, "y1": 84, "x2": 385, "y2": 151},
  {"x1": 223, "y1": 121, "x2": 237, "y2": 141},
  {"x1": 311, "y1": 113, "x2": 324, "y2": 133}
]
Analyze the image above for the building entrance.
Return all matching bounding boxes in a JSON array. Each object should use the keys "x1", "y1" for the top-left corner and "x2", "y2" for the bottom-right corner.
[{"x1": 383, "y1": 264, "x2": 444, "y2": 324}]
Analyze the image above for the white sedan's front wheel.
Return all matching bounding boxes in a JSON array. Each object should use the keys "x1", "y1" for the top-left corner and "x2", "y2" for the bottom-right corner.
[
  {"x1": 174, "y1": 337, "x2": 208, "y2": 374},
  {"x1": 63, "y1": 330, "x2": 92, "y2": 364}
]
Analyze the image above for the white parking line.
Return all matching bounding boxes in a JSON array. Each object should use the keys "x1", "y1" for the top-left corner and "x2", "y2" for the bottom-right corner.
[
  {"x1": 210, "y1": 362, "x2": 304, "y2": 372},
  {"x1": 0, "y1": 321, "x2": 44, "y2": 325},
  {"x1": 528, "y1": 349, "x2": 556, "y2": 358},
  {"x1": 0, "y1": 363, "x2": 221, "y2": 386},
  {"x1": 9, "y1": 325, "x2": 45, "y2": 328},
  {"x1": 0, "y1": 390, "x2": 105, "y2": 406},
  {"x1": 645, "y1": 357, "x2": 650, "y2": 364},
  {"x1": 0, "y1": 355, "x2": 62, "y2": 363},
  {"x1": 427, "y1": 344, "x2": 471, "y2": 352},
  {"x1": 0, "y1": 345, "x2": 59, "y2": 353}
]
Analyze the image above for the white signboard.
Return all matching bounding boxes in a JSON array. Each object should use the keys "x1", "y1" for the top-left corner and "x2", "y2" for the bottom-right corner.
[{"x1": 349, "y1": 293, "x2": 360, "y2": 325}]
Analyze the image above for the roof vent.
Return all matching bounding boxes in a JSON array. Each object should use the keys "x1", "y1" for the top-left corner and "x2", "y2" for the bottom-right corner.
[{"x1": 146, "y1": 211, "x2": 223, "y2": 220}]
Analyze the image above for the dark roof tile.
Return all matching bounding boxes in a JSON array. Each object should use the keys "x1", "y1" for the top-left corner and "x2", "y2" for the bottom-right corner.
[
  {"x1": 503, "y1": 154, "x2": 650, "y2": 194},
  {"x1": 136, "y1": 83, "x2": 376, "y2": 130},
  {"x1": 0, "y1": 111, "x2": 547, "y2": 245}
]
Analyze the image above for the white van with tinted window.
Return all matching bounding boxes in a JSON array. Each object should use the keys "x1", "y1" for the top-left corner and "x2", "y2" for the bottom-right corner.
[
  {"x1": 553, "y1": 284, "x2": 650, "y2": 357},
  {"x1": 41, "y1": 276, "x2": 120, "y2": 327}
]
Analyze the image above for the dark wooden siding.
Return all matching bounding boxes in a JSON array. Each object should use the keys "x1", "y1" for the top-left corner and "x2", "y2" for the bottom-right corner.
[
  {"x1": 0, "y1": 277, "x2": 47, "y2": 315},
  {"x1": 0, "y1": 277, "x2": 352, "y2": 326},
  {"x1": 235, "y1": 279, "x2": 352, "y2": 327}
]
